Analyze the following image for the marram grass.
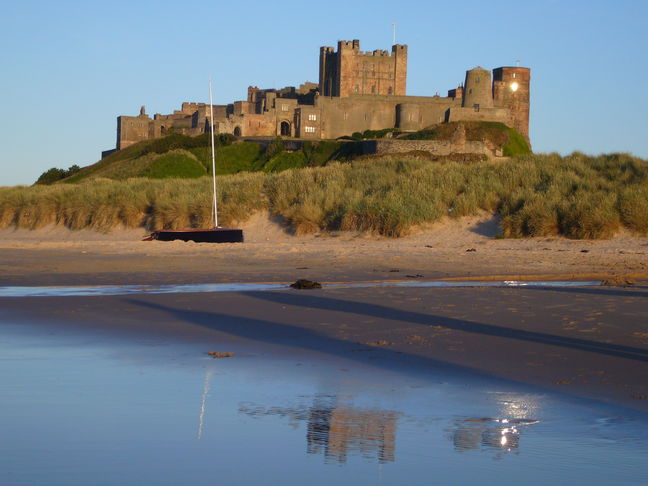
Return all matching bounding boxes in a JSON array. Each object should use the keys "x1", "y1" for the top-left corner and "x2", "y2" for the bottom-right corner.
[{"x1": 1, "y1": 153, "x2": 646, "y2": 238}]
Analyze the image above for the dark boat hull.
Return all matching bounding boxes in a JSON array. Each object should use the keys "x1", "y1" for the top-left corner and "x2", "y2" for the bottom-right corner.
[{"x1": 150, "y1": 228, "x2": 244, "y2": 243}]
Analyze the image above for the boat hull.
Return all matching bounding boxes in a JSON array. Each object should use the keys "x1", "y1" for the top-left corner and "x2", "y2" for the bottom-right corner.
[{"x1": 150, "y1": 228, "x2": 244, "y2": 243}]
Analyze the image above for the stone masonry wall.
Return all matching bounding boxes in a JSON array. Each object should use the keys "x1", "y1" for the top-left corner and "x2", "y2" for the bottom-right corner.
[{"x1": 360, "y1": 139, "x2": 493, "y2": 157}]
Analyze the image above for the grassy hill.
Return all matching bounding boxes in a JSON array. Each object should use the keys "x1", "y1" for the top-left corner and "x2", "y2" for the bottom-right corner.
[
  {"x1": 51, "y1": 133, "x2": 347, "y2": 184},
  {"x1": 35, "y1": 122, "x2": 531, "y2": 185},
  {"x1": 6, "y1": 152, "x2": 647, "y2": 239}
]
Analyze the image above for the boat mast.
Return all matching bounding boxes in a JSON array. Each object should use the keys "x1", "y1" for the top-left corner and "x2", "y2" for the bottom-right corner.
[{"x1": 209, "y1": 80, "x2": 219, "y2": 228}]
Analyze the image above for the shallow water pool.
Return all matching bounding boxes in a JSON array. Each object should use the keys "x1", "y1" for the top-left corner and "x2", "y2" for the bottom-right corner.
[{"x1": 0, "y1": 320, "x2": 646, "y2": 485}]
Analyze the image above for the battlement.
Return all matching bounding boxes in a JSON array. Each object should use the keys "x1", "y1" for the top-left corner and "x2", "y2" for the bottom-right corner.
[{"x1": 338, "y1": 39, "x2": 360, "y2": 51}]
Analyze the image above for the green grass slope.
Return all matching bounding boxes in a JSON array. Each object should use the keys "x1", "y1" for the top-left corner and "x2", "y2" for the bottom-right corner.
[
  {"x1": 51, "y1": 134, "x2": 347, "y2": 184},
  {"x1": 38, "y1": 121, "x2": 529, "y2": 185},
  {"x1": 7, "y1": 152, "x2": 647, "y2": 238}
]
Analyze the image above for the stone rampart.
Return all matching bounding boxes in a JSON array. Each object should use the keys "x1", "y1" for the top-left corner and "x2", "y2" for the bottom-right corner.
[{"x1": 360, "y1": 139, "x2": 494, "y2": 157}]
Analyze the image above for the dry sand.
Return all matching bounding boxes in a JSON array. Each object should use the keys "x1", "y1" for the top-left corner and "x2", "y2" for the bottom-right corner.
[
  {"x1": 0, "y1": 211, "x2": 646, "y2": 285},
  {"x1": 1, "y1": 212, "x2": 647, "y2": 413}
]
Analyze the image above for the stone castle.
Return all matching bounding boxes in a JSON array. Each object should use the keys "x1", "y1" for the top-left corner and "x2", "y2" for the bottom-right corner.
[{"x1": 108, "y1": 39, "x2": 530, "y2": 155}]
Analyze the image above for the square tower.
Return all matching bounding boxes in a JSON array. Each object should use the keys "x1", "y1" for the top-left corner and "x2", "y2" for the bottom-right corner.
[
  {"x1": 493, "y1": 67, "x2": 531, "y2": 141},
  {"x1": 318, "y1": 40, "x2": 407, "y2": 97}
]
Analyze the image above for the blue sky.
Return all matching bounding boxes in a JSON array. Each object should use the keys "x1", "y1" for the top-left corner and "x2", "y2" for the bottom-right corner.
[{"x1": 1, "y1": 0, "x2": 646, "y2": 186}]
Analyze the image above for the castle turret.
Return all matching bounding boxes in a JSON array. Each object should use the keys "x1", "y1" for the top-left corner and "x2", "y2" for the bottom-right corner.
[
  {"x1": 493, "y1": 66, "x2": 531, "y2": 142},
  {"x1": 392, "y1": 44, "x2": 407, "y2": 96},
  {"x1": 462, "y1": 67, "x2": 493, "y2": 110},
  {"x1": 396, "y1": 103, "x2": 420, "y2": 131}
]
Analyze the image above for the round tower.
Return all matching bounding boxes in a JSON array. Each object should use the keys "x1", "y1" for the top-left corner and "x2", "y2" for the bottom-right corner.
[
  {"x1": 396, "y1": 103, "x2": 420, "y2": 131},
  {"x1": 462, "y1": 67, "x2": 493, "y2": 109}
]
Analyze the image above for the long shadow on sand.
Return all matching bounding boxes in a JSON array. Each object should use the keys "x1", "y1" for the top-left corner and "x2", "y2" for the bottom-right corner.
[
  {"x1": 125, "y1": 292, "x2": 648, "y2": 413},
  {"x1": 519, "y1": 285, "x2": 648, "y2": 299},
  {"x1": 128, "y1": 289, "x2": 648, "y2": 365},
  {"x1": 125, "y1": 298, "x2": 489, "y2": 382},
  {"x1": 242, "y1": 291, "x2": 648, "y2": 363}
]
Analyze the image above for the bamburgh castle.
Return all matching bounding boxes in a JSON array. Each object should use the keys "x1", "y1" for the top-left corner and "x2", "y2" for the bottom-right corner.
[{"x1": 109, "y1": 39, "x2": 530, "y2": 154}]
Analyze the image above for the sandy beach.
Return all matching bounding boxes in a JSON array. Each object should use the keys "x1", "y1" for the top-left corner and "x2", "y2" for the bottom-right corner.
[
  {"x1": 1, "y1": 212, "x2": 647, "y2": 414},
  {"x1": 1, "y1": 212, "x2": 647, "y2": 286}
]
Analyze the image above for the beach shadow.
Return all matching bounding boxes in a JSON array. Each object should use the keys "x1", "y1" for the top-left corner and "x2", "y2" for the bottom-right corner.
[
  {"x1": 469, "y1": 216, "x2": 500, "y2": 237},
  {"x1": 519, "y1": 285, "x2": 648, "y2": 299},
  {"x1": 241, "y1": 291, "x2": 648, "y2": 363},
  {"x1": 123, "y1": 298, "x2": 490, "y2": 381}
]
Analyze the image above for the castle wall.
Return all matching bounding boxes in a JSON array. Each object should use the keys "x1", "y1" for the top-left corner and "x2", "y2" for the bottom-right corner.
[
  {"x1": 447, "y1": 106, "x2": 511, "y2": 125},
  {"x1": 239, "y1": 114, "x2": 277, "y2": 137},
  {"x1": 360, "y1": 139, "x2": 493, "y2": 157},
  {"x1": 117, "y1": 115, "x2": 150, "y2": 150},
  {"x1": 295, "y1": 106, "x2": 321, "y2": 139},
  {"x1": 316, "y1": 95, "x2": 459, "y2": 139}
]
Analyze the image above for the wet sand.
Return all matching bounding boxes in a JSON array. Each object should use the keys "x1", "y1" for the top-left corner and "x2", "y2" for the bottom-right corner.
[
  {"x1": 1, "y1": 214, "x2": 647, "y2": 413},
  {"x1": 2, "y1": 285, "x2": 647, "y2": 414}
]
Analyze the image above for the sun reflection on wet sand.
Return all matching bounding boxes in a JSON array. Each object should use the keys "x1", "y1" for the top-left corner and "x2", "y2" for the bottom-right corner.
[{"x1": 451, "y1": 394, "x2": 541, "y2": 458}]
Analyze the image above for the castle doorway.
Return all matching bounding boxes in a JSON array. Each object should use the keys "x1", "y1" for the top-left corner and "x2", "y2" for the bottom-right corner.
[
  {"x1": 233, "y1": 126, "x2": 241, "y2": 137},
  {"x1": 280, "y1": 121, "x2": 291, "y2": 137}
]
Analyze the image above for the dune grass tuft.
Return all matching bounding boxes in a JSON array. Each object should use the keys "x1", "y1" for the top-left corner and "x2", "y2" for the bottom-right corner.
[{"x1": 2, "y1": 152, "x2": 646, "y2": 238}]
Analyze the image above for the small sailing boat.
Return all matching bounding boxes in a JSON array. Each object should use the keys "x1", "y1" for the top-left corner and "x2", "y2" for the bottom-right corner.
[{"x1": 146, "y1": 81, "x2": 244, "y2": 243}]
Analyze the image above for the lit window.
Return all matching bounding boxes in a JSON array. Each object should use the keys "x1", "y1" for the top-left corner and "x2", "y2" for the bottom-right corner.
[
  {"x1": 343, "y1": 112, "x2": 348, "y2": 120},
  {"x1": 281, "y1": 104, "x2": 288, "y2": 111},
  {"x1": 305, "y1": 126, "x2": 316, "y2": 133},
  {"x1": 354, "y1": 85, "x2": 359, "y2": 93},
  {"x1": 308, "y1": 114, "x2": 317, "y2": 121}
]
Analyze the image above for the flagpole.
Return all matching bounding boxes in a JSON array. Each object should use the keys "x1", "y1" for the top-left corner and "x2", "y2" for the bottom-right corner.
[{"x1": 209, "y1": 79, "x2": 218, "y2": 228}]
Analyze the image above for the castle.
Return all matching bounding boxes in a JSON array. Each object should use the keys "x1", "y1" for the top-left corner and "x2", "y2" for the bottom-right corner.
[{"x1": 108, "y1": 39, "x2": 530, "y2": 155}]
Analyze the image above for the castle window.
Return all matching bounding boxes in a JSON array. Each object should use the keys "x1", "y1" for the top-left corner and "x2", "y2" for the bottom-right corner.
[
  {"x1": 354, "y1": 85, "x2": 359, "y2": 93},
  {"x1": 371, "y1": 85, "x2": 376, "y2": 94},
  {"x1": 388, "y1": 87, "x2": 393, "y2": 95},
  {"x1": 281, "y1": 104, "x2": 288, "y2": 111},
  {"x1": 308, "y1": 114, "x2": 317, "y2": 121},
  {"x1": 304, "y1": 126, "x2": 316, "y2": 133},
  {"x1": 344, "y1": 112, "x2": 348, "y2": 120},
  {"x1": 513, "y1": 73, "x2": 517, "y2": 78},
  {"x1": 473, "y1": 104, "x2": 480, "y2": 112}
]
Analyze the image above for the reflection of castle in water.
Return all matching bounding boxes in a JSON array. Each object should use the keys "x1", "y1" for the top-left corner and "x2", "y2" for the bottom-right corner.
[
  {"x1": 239, "y1": 395, "x2": 398, "y2": 464},
  {"x1": 307, "y1": 396, "x2": 396, "y2": 463}
]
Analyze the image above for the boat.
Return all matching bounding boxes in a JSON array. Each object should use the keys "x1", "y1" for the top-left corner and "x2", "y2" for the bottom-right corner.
[
  {"x1": 146, "y1": 227, "x2": 243, "y2": 243},
  {"x1": 145, "y1": 81, "x2": 244, "y2": 244}
]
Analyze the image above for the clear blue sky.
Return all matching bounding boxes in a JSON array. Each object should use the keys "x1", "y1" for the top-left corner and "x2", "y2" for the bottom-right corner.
[{"x1": 1, "y1": 0, "x2": 646, "y2": 186}]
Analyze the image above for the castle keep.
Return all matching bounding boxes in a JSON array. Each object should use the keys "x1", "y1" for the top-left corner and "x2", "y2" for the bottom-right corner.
[{"x1": 109, "y1": 40, "x2": 530, "y2": 154}]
